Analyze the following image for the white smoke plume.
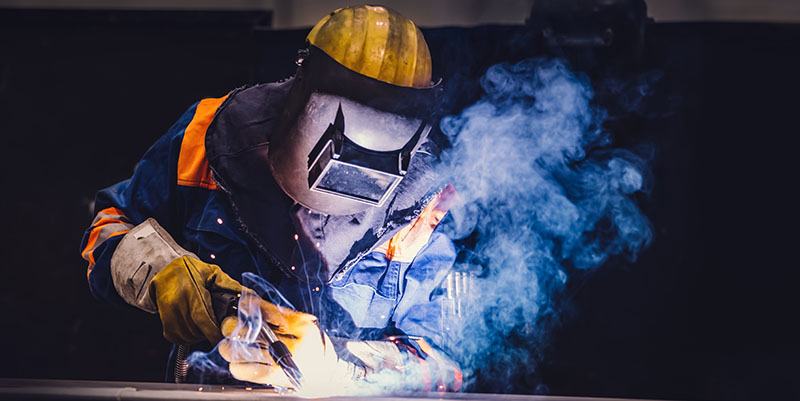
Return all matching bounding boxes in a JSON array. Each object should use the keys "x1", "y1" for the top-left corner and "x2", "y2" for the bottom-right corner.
[{"x1": 435, "y1": 57, "x2": 653, "y2": 391}]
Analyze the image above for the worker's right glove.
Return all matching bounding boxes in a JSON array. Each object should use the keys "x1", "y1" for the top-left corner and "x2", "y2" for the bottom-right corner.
[
  {"x1": 217, "y1": 288, "x2": 366, "y2": 391},
  {"x1": 110, "y1": 218, "x2": 241, "y2": 345}
]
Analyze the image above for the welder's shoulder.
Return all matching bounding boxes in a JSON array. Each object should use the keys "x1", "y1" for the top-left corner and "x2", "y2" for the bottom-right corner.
[
  {"x1": 219, "y1": 80, "x2": 293, "y2": 122},
  {"x1": 204, "y1": 79, "x2": 293, "y2": 158},
  {"x1": 168, "y1": 80, "x2": 292, "y2": 190},
  {"x1": 169, "y1": 94, "x2": 229, "y2": 190}
]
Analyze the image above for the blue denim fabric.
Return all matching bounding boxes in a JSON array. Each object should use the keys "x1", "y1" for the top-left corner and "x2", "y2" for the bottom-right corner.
[{"x1": 330, "y1": 231, "x2": 457, "y2": 351}]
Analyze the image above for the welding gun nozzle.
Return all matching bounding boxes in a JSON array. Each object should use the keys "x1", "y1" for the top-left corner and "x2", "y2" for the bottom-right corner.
[
  {"x1": 269, "y1": 340, "x2": 304, "y2": 389},
  {"x1": 260, "y1": 324, "x2": 303, "y2": 389}
]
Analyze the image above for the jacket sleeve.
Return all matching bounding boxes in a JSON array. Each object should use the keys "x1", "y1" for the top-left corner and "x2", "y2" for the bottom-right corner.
[
  {"x1": 79, "y1": 97, "x2": 223, "y2": 306},
  {"x1": 380, "y1": 186, "x2": 464, "y2": 390},
  {"x1": 390, "y1": 231, "x2": 463, "y2": 391}
]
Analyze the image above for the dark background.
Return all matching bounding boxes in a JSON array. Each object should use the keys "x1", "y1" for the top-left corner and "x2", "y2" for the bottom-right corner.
[{"x1": 1, "y1": 6, "x2": 798, "y2": 401}]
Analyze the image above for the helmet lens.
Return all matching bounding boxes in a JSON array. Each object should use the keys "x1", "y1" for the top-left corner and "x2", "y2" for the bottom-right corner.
[
  {"x1": 302, "y1": 93, "x2": 426, "y2": 208},
  {"x1": 313, "y1": 160, "x2": 401, "y2": 205}
]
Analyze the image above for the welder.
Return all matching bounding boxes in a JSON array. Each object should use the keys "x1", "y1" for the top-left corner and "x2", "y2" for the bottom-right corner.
[{"x1": 80, "y1": 5, "x2": 461, "y2": 391}]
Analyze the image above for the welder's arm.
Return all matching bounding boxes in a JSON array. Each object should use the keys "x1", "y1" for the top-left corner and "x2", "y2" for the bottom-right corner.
[
  {"x1": 357, "y1": 185, "x2": 462, "y2": 391},
  {"x1": 319, "y1": 232, "x2": 462, "y2": 391},
  {"x1": 389, "y1": 231, "x2": 464, "y2": 391},
  {"x1": 80, "y1": 101, "x2": 201, "y2": 306},
  {"x1": 79, "y1": 98, "x2": 242, "y2": 345},
  {"x1": 109, "y1": 218, "x2": 241, "y2": 345}
]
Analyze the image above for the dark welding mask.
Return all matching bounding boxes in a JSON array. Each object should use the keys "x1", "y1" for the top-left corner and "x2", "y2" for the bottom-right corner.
[{"x1": 269, "y1": 46, "x2": 443, "y2": 216}]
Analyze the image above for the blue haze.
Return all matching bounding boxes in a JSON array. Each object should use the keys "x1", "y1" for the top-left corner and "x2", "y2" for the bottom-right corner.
[{"x1": 436, "y1": 58, "x2": 653, "y2": 390}]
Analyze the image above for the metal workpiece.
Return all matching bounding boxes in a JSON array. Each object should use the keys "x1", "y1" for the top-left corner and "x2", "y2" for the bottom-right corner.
[{"x1": 0, "y1": 379, "x2": 669, "y2": 401}]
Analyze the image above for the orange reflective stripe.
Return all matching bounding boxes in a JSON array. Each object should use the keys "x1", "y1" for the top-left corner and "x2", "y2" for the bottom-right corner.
[
  {"x1": 92, "y1": 217, "x2": 127, "y2": 227},
  {"x1": 85, "y1": 229, "x2": 128, "y2": 281},
  {"x1": 413, "y1": 337, "x2": 434, "y2": 355},
  {"x1": 408, "y1": 346, "x2": 432, "y2": 391},
  {"x1": 82, "y1": 205, "x2": 134, "y2": 276},
  {"x1": 378, "y1": 184, "x2": 459, "y2": 262},
  {"x1": 91, "y1": 207, "x2": 131, "y2": 227},
  {"x1": 453, "y1": 366, "x2": 463, "y2": 391},
  {"x1": 177, "y1": 96, "x2": 228, "y2": 189},
  {"x1": 81, "y1": 226, "x2": 103, "y2": 266},
  {"x1": 82, "y1": 223, "x2": 131, "y2": 264},
  {"x1": 98, "y1": 207, "x2": 126, "y2": 218}
]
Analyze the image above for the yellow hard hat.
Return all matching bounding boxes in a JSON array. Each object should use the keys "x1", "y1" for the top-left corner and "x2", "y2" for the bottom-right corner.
[{"x1": 306, "y1": 5, "x2": 432, "y2": 88}]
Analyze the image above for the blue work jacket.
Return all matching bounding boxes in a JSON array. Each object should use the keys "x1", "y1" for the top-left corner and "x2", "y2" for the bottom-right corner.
[{"x1": 80, "y1": 81, "x2": 459, "y2": 353}]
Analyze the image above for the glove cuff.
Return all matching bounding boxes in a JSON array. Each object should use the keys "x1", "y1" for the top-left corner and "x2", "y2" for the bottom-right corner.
[{"x1": 110, "y1": 218, "x2": 197, "y2": 313}]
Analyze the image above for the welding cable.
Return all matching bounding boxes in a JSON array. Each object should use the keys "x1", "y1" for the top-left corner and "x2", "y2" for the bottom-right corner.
[{"x1": 173, "y1": 345, "x2": 190, "y2": 383}]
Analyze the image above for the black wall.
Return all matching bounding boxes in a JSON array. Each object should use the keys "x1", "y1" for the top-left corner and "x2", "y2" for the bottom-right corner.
[{"x1": 1, "y1": 8, "x2": 798, "y2": 401}]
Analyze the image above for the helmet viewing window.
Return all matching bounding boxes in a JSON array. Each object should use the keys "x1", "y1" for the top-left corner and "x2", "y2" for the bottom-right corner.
[{"x1": 307, "y1": 103, "x2": 429, "y2": 206}]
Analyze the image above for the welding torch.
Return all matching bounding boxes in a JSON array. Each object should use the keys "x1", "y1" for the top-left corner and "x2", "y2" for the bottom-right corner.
[{"x1": 211, "y1": 290, "x2": 304, "y2": 389}]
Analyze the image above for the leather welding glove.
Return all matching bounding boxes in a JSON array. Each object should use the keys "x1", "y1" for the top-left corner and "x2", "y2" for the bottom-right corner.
[
  {"x1": 150, "y1": 256, "x2": 242, "y2": 345},
  {"x1": 109, "y1": 218, "x2": 241, "y2": 346},
  {"x1": 217, "y1": 288, "x2": 365, "y2": 391}
]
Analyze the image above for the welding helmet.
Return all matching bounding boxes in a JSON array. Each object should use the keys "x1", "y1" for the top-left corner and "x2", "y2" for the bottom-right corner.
[{"x1": 269, "y1": 5, "x2": 443, "y2": 216}]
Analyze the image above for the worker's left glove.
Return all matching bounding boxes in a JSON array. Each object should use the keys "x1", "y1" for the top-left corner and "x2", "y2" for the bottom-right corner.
[
  {"x1": 217, "y1": 288, "x2": 366, "y2": 391},
  {"x1": 110, "y1": 218, "x2": 242, "y2": 345},
  {"x1": 150, "y1": 256, "x2": 241, "y2": 345}
]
